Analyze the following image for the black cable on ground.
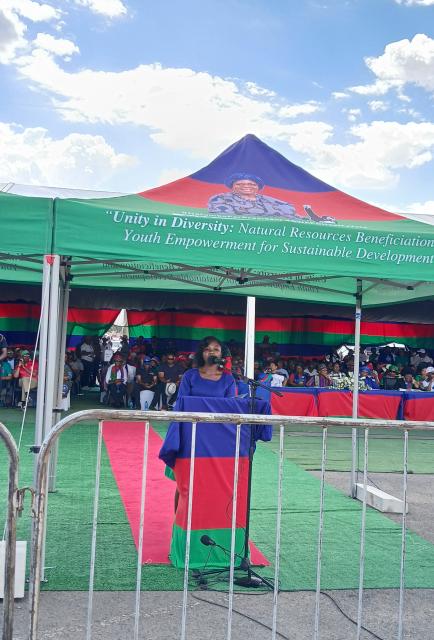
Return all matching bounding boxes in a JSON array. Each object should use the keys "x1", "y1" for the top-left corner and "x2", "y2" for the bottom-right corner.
[
  {"x1": 190, "y1": 592, "x2": 290, "y2": 640},
  {"x1": 366, "y1": 473, "x2": 382, "y2": 490},
  {"x1": 320, "y1": 591, "x2": 386, "y2": 640},
  {"x1": 190, "y1": 589, "x2": 388, "y2": 640}
]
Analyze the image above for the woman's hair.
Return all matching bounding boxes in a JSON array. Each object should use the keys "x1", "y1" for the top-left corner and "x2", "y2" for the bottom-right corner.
[{"x1": 194, "y1": 335, "x2": 224, "y2": 368}]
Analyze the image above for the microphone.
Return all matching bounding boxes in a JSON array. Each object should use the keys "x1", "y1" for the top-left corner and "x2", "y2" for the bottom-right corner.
[
  {"x1": 200, "y1": 534, "x2": 249, "y2": 567},
  {"x1": 207, "y1": 355, "x2": 225, "y2": 366}
]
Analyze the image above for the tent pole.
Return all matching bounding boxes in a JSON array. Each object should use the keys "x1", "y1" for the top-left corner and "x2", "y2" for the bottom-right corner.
[
  {"x1": 40, "y1": 255, "x2": 60, "y2": 580},
  {"x1": 43, "y1": 254, "x2": 60, "y2": 443},
  {"x1": 350, "y1": 279, "x2": 362, "y2": 498},
  {"x1": 34, "y1": 257, "x2": 51, "y2": 481},
  {"x1": 48, "y1": 261, "x2": 69, "y2": 492},
  {"x1": 244, "y1": 297, "x2": 256, "y2": 379},
  {"x1": 32, "y1": 255, "x2": 60, "y2": 582}
]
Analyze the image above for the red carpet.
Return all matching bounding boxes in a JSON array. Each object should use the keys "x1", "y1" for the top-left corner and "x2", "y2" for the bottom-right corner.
[{"x1": 102, "y1": 421, "x2": 269, "y2": 566}]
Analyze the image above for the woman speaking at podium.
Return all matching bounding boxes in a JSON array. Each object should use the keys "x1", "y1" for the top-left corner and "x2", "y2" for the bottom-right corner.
[
  {"x1": 159, "y1": 335, "x2": 243, "y2": 568},
  {"x1": 159, "y1": 336, "x2": 271, "y2": 569},
  {"x1": 159, "y1": 334, "x2": 236, "y2": 483},
  {"x1": 176, "y1": 336, "x2": 236, "y2": 401}
]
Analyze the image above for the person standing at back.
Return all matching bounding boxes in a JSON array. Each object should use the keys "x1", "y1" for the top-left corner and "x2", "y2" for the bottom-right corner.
[{"x1": 78, "y1": 336, "x2": 95, "y2": 390}]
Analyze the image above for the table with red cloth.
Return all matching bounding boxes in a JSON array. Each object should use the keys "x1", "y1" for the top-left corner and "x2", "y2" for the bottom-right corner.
[
  {"x1": 403, "y1": 391, "x2": 434, "y2": 422},
  {"x1": 269, "y1": 387, "x2": 434, "y2": 421},
  {"x1": 316, "y1": 388, "x2": 403, "y2": 420},
  {"x1": 271, "y1": 387, "x2": 318, "y2": 417}
]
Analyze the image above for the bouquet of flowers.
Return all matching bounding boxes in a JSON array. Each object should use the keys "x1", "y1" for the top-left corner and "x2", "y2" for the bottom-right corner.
[{"x1": 333, "y1": 375, "x2": 368, "y2": 391}]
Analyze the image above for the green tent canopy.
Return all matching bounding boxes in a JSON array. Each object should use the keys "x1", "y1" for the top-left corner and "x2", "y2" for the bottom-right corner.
[{"x1": 1, "y1": 134, "x2": 433, "y2": 306}]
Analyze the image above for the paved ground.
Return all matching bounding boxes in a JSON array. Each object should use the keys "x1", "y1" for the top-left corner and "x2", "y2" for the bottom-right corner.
[
  {"x1": 6, "y1": 586, "x2": 434, "y2": 639},
  {"x1": 3, "y1": 459, "x2": 434, "y2": 638}
]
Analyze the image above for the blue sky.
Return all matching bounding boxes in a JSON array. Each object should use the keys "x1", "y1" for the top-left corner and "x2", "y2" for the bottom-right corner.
[{"x1": 2, "y1": 0, "x2": 434, "y2": 214}]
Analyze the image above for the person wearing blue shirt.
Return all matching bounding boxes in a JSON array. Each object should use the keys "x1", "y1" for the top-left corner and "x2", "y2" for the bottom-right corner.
[{"x1": 360, "y1": 366, "x2": 379, "y2": 390}]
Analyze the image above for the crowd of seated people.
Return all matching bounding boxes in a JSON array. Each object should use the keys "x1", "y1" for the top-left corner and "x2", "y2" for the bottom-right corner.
[
  {"x1": 1, "y1": 331, "x2": 434, "y2": 410},
  {"x1": 100, "y1": 341, "x2": 191, "y2": 409},
  {"x1": 249, "y1": 341, "x2": 434, "y2": 392}
]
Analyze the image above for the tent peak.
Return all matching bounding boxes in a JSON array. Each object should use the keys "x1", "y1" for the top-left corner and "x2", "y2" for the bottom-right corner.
[{"x1": 138, "y1": 134, "x2": 409, "y2": 224}]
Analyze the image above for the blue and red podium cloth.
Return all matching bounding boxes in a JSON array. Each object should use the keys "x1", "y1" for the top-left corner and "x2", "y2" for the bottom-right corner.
[
  {"x1": 159, "y1": 396, "x2": 271, "y2": 568},
  {"x1": 270, "y1": 388, "x2": 434, "y2": 421}
]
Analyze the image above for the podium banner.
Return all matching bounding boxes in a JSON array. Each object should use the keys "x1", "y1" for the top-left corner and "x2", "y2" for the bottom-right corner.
[{"x1": 159, "y1": 396, "x2": 271, "y2": 568}]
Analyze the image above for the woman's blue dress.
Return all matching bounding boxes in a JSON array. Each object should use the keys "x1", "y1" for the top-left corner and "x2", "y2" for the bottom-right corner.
[
  {"x1": 175, "y1": 367, "x2": 236, "y2": 402},
  {"x1": 158, "y1": 367, "x2": 271, "y2": 568}
]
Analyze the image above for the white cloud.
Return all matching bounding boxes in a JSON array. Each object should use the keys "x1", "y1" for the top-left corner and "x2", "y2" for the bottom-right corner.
[
  {"x1": 404, "y1": 200, "x2": 434, "y2": 214},
  {"x1": 345, "y1": 108, "x2": 362, "y2": 122},
  {"x1": 351, "y1": 34, "x2": 434, "y2": 95},
  {"x1": 0, "y1": 8, "x2": 27, "y2": 63},
  {"x1": 10, "y1": 54, "x2": 329, "y2": 159},
  {"x1": 0, "y1": 1, "x2": 62, "y2": 64},
  {"x1": 295, "y1": 120, "x2": 434, "y2": 189},
  {"x1": 0, "y1": 0, "x2": 124, "y2": 67},
  {"x1": 279, "y1": 101, "x2": 322, "y2": 118},
  {"x1": 350, "y1": 79, "x2": 390, "y2": 96},
  {"x1": 275, "y1": 121, "x2": 334, "y2": 152},
  {"x1": 407, "y1": 150, "x2": 432, "y2": 166},
  {"x1": 395, "y1": 1, "x2": 434, "y2": 5},
  {"x1": 33, "y1": 32, "x2": 79, "y2": 57},
  {"x1": 7, "y1": 54, "x2": 434, "y2": 191},
  {"x1": 11, "y1": 56, "x2": 286, "y2": 157},
  {"x1": 398, "y1": 106, "x2": 422, "y2": 118},
  {"x1": 73, "y1": 0, "x2": 128, "y2": 18},
  {"x1": 0, "y1": 123, "x2": 136, "y2": 189},
  {"x1": 245, "y1": 81, "x2": 276, "y2": 97},
  {"x1": 3, "y1": 0, "x2": 61, "y2": 22},
  {"x1": 368, "y1": 100, "x2": 388, "y2": 112},
  {"x1": 397, "y1": 92, "x2": 412, "y2": 102},
  {"x1": 156, "y1": 167, "x2": 192, "y2": 186},
  {"x1": 332, "y1": 91, "x2": 350, "y2": 100}
]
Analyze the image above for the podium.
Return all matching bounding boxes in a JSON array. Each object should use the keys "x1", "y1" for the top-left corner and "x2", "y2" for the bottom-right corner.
[{"x1": 159, "y1": 396, "x2": 271, "y2": 568}]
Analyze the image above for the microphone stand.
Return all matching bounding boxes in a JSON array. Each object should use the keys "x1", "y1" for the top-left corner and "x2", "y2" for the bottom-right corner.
[
  {"x1": 235, "y1": 376, "x2": 282, "y2": 588},
  {"x1": 193, "y1": 374, "x2": 283, "y2": 590}
]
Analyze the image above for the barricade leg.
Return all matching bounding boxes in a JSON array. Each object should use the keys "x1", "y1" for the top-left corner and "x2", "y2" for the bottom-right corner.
[{"x1": 0, "y1": 422, "x2": 19, "y2": 640}]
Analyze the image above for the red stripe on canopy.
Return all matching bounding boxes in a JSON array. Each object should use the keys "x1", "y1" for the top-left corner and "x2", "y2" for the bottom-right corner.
[{"x1": 139, "y1": 177, "x2": 401, "y2": 221}]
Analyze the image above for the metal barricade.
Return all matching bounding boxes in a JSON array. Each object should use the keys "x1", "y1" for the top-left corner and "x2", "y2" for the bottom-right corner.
[
  {"x1": 27, "y1": 409, "x2": 434, "y2": 640},
  {"x1": 0, "y1": 421, "x2": 19, "y2": 640}
]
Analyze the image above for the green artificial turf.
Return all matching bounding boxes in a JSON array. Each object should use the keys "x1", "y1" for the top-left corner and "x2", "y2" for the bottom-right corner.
[
  {"x1": 1, "y1": 398, "x2": 434, "y2": 592},
  {"x1": 252, "y1": 446, "x2": 434, "y2": 590},
  {"x1": 267, "y1": 428, "x2": 434, "y2": 473}
]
